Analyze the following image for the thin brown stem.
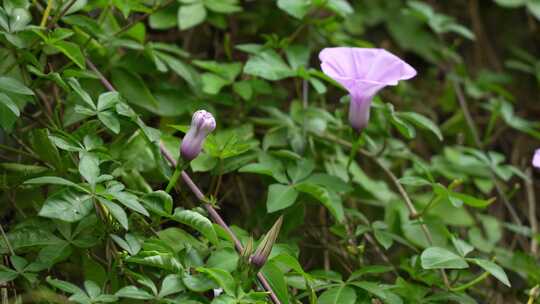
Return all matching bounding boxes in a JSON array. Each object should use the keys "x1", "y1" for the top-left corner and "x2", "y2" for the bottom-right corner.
[
  {"x1": 47, "y1": 0, "x2": 78, "y2": 30},
  {"x1": 0, "y1": 224, "x2": 14, "y2": 256},
  {"x1": 318, "y1": 132, "x2": 450, "y2": 288},
  {"x1": 453, "y1": 80, "x2": 525, "y2": 234}
]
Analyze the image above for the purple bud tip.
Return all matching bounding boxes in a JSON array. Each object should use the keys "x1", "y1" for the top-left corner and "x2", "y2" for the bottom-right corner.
[
  {"x1": 249, "y1": 254, "x2": 267, "y2": 269},
  {"x1": 180, "y1": 110, "x2": 216, "y2": 162},
  {"x1": 249, "y1": 216, "x2": 283, "y2": 270}
]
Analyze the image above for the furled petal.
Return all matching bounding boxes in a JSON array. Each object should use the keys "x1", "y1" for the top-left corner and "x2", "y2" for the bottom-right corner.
[
  {"x1": 180, "y1": 110, "x2": 216, "y2": 161},
  {"x1": 533, "y1": 149, "x2": 540, "y2": 168}
]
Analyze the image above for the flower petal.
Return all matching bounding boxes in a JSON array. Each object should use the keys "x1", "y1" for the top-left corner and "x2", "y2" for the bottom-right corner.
[
  {"x1": 533, "y1": 149, "x2": 540, "y2": 168},
  {"x1": 319, "y1": 47, "x2": 417, "y2": 131},
  {"x1": 320, "y1": 47, "x2": 416, "y2": 84},
  {"x1": 348, "y1": 94, "x2": 373, "y2": 131}
]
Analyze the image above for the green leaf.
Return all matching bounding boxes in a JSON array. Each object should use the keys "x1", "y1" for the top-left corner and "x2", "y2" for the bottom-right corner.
[
  {"x1": 97, "y1": 111, "x2": 121, "y2": 134},
  {"x1": 318, "y1": 285, "x2": 356, "y2": 304},
  {"x1": 140, "y1": 191, "x2": 173, "y2": 217},
  {"x1": 110, "y1": 234, "x2": 140, "y2": 255},
  {"x1": 39, "y1": 189, "x2": 93, "y2": 222},
  {"x1": 449, "y1": 191, "x2": 494, "y2": 208},
  {"x1": 110, "y1": 191, "x2": 149, "y2": 217},
  {"x1": 155, "y1": 52, "x2": 201, "y2": 89},
  {"x1": 294, "y1": 182, "x2": 344, "y2": 222},
  {"x1": 197, "y1": 267, "x2": 236, "y2": 295},
  {"x1": 0, "y1": 268, "x2": 18, "y2": 283},
  {"x1": 24, "y1": 176, "x2": 86, "y2": 192},
  {"x1": 115, "y1": 286, "x2": 154, "y2": 300},
  {"x1": 98, "y1": 198, "x2": 128, "y2": 230},
  {"x1": 398, "y1": 176, "x2": 432, "y2": 187},
  {"x1": 261, "y1": 261, "x2": 290, "y2": 304},
  {"x1": 287, "y1": 159, "x2": 314, "y2": 183},
  {"x1": 204, "y1": 0, "x2": 242, "y2": 13},
  {"x1": 244, "y1": 50, "x2": 295, "y2": 81},
  {"x1": 200, "y1": 73, "x2": 229, "y2": 94},
  {"x1": 233, "y1": 81, "x2": 252, "y2": 100},
  {"x1": 266, "y1": 183, "x2": 299, "y2": 213},
  {"x1": 0, "y1": 229, "x2": 63, "y2": 254},
  {"x1": 390, "y1": 113, "x2": 416, "y2": 139},
  {"x1": 0, "y1": 76, "x2": 34, "y2": 95},
  {"x1": 493, "y1": 0, "x2": 526, "y2": 7},
  {"x1": 127, "y1": 251, "x2": 182, "y2": 272},
  {"x1": 48, "y1": 134, "x2": 83, "y2": 152},
  {"x1": 285, "y1": 44, "x2": 311, "y2": 70},
  {"x1": 527, "y1": 1, "x2": 540, "y2": 20},
  {"x1": 325, "y1": 0, "x2": 354, "y2": 16},
  {"x1": 52, "y1": 41, "x2": 86, "y2": 69},
  {"x1": 420, "y1": 247, "x2": 469, "y2": 269},
  {"x1": 398, "y1": 112, "x2": 443, "y2": 141},
  {"x1": 67, "y1": 78, "x2": 95, "y2": 110},
  {"x1": 348, "y1": 266, "x2": 394, "y2": 281},
  {"x1": 170, "y1": 209, "x2": 218, "y2": 244},
  {"x1": 178, "y1": 3, "x2": 207, "y2": 30},
  {"x1": 79, "y1": 152, "x2": 100, "y2": 187},
  {"x1": 349, "y1": 281, "x2": 403, "y2": 304},
  {"x1": 0, "y1": 98, "x2": 18, "y2": 130},
  {"x1": 192, "y1": 60, "x2": 242, "y2": 82},
  {"x1": 111, "y1": 68, "x2": 158, "y2": 110},
  {"x1": 277, "y1": 0, "x2": 311, "y2": 19},
  {"x1": 182, "y1": 273, "x2": 217, "y2": 292},
  {"x1": 149, "y1": 5, "x2": 177, "y2": 29},
  {"x1": 97, "y1": 92, "x2": 120, "y2": 111},
  {"x1": 469, "y1": 258, "x2": 510, "y2": 287},
  {"x1": 159, "y1": 274, "x2": 185, "y2": 298},
  {"x1": 372, "y1": 222, "x2": 394, "y2": 250},
  {"x1": 451, "y1": 236, "x2": 474, "y2": 257},
  {"x1": 207, "y1": 248, "x2": 238, "y2": 272},
  {"x1": 47, "y1": 277, "x2": 85, "y2": 294},
  {"x1": 0, "y1": 93, "x2": 19, "y2": 117}
]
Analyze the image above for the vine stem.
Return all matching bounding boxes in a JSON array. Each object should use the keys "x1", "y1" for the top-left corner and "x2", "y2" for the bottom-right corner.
[
  {"x1": 0, "y1": 224, "x2": 14, "y2": 256},
  {"x1": 47, "y1": 0, "x2": 78, "y2": 30},
  {"x1": 86, "y1": 58, "x2": 281, "y2": 304},
  {"x1": 449, "y1": 271, "x2": 489, "y2": 292},
  {"x1": 318, "y1": 132, "x2": 450, "y2": 289},
  {"x1": 159, "y1": 144, "x2": 281, "y2": 304},
  {"x1": 39, "y1": 0, "x2": 53, "y2": 27}
]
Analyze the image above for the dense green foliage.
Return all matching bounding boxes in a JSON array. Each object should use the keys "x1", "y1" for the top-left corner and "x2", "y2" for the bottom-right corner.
[{"x1": 0, "y1": 0, "x2": 539, "y2": 303}]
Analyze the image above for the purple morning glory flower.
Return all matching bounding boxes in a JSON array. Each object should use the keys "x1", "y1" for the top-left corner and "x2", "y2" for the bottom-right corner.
[
  {"x1": 180, "y1": 110, "x2": 216, "y2": 161},
  {"x1": 319, "y1": 47, "x2": 417, "y2": 131},
  {"x1": 533, "y1": 149, "x2": 540, "y2": 168}
]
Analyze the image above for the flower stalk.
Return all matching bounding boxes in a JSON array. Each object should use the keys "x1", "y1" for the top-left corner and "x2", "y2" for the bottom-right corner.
[{"x1": 165, "y1": 160, "x2": 189, "y2": 193}]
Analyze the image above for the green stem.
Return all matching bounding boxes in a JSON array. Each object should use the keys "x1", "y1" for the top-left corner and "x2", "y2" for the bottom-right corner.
[
  {"x1": 40, "y1": 0, "x2": 53, "y2": 27},
  {"x1": 165, "y1": 160, "x2": 188, "y2": 193},
  {"x1": 346, "y1": 133, "x2": 363, "y2": 172},
  {"x1": 450, "y1": 271, "x2": 490, "y2": 292}
]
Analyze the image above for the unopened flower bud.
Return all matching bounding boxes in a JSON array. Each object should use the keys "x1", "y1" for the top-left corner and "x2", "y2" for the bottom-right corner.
[
  {"x1": 249, "y1": 216, "x2": 283, "y2": 269},
  {"x1": 180, "y1": 110, "x2": 216, "y2": 161}
]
